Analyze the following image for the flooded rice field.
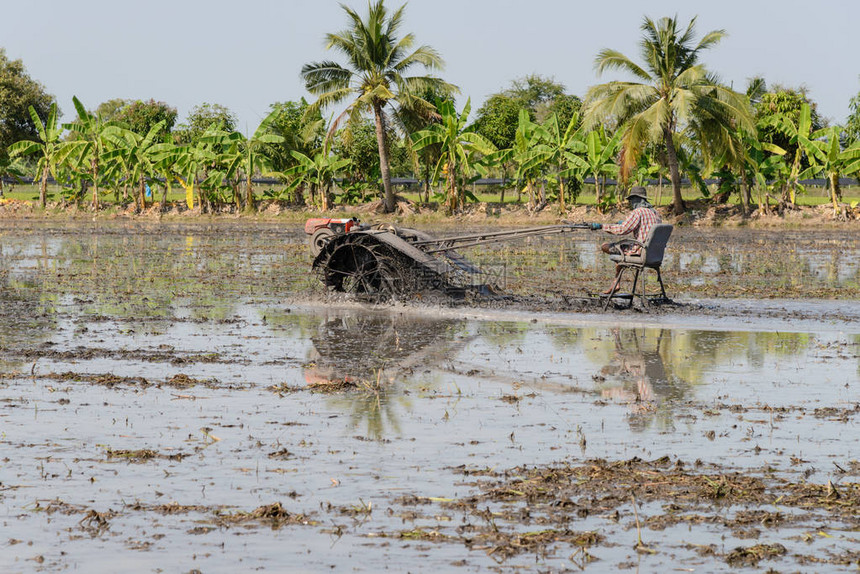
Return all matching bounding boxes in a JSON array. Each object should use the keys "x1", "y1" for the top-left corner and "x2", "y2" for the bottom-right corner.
[{"x1": 1, "y1": 220, "x2": 858, "y2": 572}]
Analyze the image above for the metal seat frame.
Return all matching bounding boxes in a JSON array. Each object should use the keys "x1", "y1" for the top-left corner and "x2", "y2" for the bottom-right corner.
[{"x1": 601, "y1": 224, "x2": 673, "y2": 311}]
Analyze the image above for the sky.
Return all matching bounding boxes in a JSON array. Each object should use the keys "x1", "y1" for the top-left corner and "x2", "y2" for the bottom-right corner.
[{"x1": 5, "y1": 0, "x2": 859, "y2": 134}]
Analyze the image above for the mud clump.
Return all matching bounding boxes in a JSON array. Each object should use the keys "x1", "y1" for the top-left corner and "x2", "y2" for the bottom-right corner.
[
  {"x1": 214, "y1": 502, "x2": 315, "y2": 529},
  {"x1": 164, "y1": 373, "x2": 218, "y2": 388},
  {"x1": 726, "y1": 542, "x2": 788, "y2": 566},
  {"x1": 47, "y1": 371, "x2": 150, "y2": 388},
  {"x1": 104, "y1": 448, "x2": 186, "y2": 463},
  {"x1": 307, "y1": 378, "x2": 359, "y2": 392}
]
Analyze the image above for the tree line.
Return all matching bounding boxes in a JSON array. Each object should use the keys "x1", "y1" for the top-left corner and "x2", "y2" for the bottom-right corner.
[{"x1": 2, "y1": 3, "x2": 860, "y2": 217}]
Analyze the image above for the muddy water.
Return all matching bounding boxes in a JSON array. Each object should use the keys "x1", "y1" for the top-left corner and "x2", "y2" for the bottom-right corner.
[{"x1": 1, "y1": 221, "x2": 858, "y2": 572}]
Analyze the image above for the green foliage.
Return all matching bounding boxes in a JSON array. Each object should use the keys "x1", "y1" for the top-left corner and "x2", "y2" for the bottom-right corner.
[
  {"x1": 475, "y1": 76, "x2": 581, "y2": 152},
  {"x1": 219, "y1": 108, "x2": 285, "y2": 208},
  {"x1": 578, "y1": 127, "x2": 622, "y2": 208},
  {"x1": 799, "y1": 118, "x2": 860, "y2": 211},
  {"x1": 507, "y1": 75, "x2": 565, "y2": 114},
  {"x1": 547, "y1": 94, "x2": 583, "y2": 132},
  {"x1": 174, "y1": 103, "x2": 237, "y2": 144},
  {"x1": 301, "y1": 0, "x2": 455, "y2": 212},
  {"x1": 337, "y1": 180, "x2": 376, "y2": 205},
  {"x1": 267, "y1": 99, "x2": 324, "y2": 172},
  {"x1": 630, "y1": 147, "x2": 663, "y2": 187},
  {"x1": 525, "y1": 112, "x2": 584, "y2": 210},
  {"x1": 754, "y1": 85, "x2": 823, "y2": 163},
  {"x1": 102, "y1": 120, "x2": 168, "y2": 210},
  {"x1": 8, "y1": 103, "x2": 63, "y2": 206},
  {"x1": 585, "y1": 15, "x2": 753, "y2": 214},
  {"x1": 842, "y1": 140, "x2": 860, "y2": 176},
  {"x1": 115, "y1": 99, "x2": 177, "y2": 136},
  {"x1": 334, "y1": 119, "x2": 383, "y2": 184},
  {"x1": 0, "y1": 154, "x2": 27, "y2": 195},
  {"x1": 845, "y1": 83, "x2": 860, "y2": 145},
  {"x1": 0, "y1": 49, "x2": 56, "y2": 161},
  {"x1": 95, "y1": 99, "x2": 128, "y2": 122},
  {"x1": 411, "y1": 99, "x2": 495, "y2": 212},
  {"x1": 283, "y1": 150, "x2": 351, "y2": 209},
  {"x1": 508, "y1": 110, "x2": 543, "y2": 206},
  {"x1": 474, "y1": 94, "x2": 522, "y2": 151},
  {"x1": 58, "y1": 96, "x2": 126, "y2": 207}
]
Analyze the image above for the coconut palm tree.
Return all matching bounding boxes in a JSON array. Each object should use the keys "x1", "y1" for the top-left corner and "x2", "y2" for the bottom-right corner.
[
  {"x1": 584, "y1": 15, "x2": 753, "y2": 215},
  {"x1": 301, "y1": 0, "x2": 455, "y2": 213}
]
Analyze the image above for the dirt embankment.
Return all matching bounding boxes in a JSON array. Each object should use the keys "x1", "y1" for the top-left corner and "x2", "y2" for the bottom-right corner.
[{"x1": 0, "y1": 196, "x2": 857, "y2": 229}]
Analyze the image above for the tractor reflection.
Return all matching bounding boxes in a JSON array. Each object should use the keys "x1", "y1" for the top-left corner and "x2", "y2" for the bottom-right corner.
[{"x1": 304, "y1": 311, "x2": 462, "y2": 440}]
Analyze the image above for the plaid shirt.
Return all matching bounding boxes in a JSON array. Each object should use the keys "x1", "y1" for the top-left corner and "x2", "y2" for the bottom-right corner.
[{"x1": 603, "y1": 207, "x2": 662, "y2": 254}]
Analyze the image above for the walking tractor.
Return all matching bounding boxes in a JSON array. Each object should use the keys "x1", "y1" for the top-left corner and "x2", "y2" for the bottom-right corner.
[{"x1": 305, "y1": 217, "x2": 591, "y2": 298}]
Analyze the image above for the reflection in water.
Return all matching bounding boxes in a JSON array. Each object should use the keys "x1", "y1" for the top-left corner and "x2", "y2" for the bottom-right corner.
[
  {"x1": 595, "y1": 329, "x2": 690, "y2": 432},
  {"x1": 0, "y1": 267, "x2": 57, "y2": 369},
  {"x1": 1, "y1": 226, "x2": 313, "y2": 324},
  {"x1": 305, "y1": 311, "x2": 463, "y2": 440}
]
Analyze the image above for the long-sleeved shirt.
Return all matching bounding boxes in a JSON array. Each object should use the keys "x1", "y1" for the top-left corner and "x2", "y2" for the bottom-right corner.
[{"x1": 603, "y1": 207, "x2": 662, "y2": 254}]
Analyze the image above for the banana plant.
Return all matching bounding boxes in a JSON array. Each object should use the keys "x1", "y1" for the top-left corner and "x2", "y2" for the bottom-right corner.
[
  {"x1": 59, "y1": 96, "x2": 121, "y2": 209},
  {"x1": 215, "y1": 109, "x2": 284, "y2": 210},
  {"x1": 842, "y1": 141, "x2": 860, "y2": 215},
  {"x1": 508, "y1": 110, "x2": 546, "y2": 209},
  {"x1": 169, "y1": 127, "x2": 221, "y2": 212},
  {"x1": 102, "y1": 121, "x2": 167, "y2": 212},
  {"x1": 565, "y1": 126, "x2": 622, "y2": 211},
  {"x1": 283, "y1": 150, "x2": 351, "y2": 210},
  {"x1": 8, "y1": 104, "x2": 63, "y2": 207},
  {"x1": 798, "y1": 124, "x2": 854, "y2": 214},
  {"x1": 0, "y1": 155, "x2": 27, "y2": 198},
  {"x1": 148, "y1": 141, "x2": 185, "y2": 208},
  {"x1": 411, "y1": 99, "x2": 496, "y2": 213},
  {"x1": 763, "y1": 102, "x2": 817, "y2": 206},
  {"x1": 529, "y1": 112, "x2": 583, "y2": 212},
  {"x1": 745, "y1": 137, "x2": 789, "y2": 214},
  {"x1": 841, "y1": 139, "x2": 860, "y2": 176},
  {"x1": 630, "y1": 148, "x2": 663, "y2": 188}
]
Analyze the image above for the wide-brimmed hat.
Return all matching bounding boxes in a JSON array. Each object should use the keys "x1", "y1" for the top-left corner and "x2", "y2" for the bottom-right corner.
[{"x1": 627, "y1": 186, "x2": 649, "y2": 201}]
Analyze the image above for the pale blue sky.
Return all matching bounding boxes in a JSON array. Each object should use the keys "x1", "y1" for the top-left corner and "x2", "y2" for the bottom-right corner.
[{"x1": 5, "y1": 0, "x2": 858, "y2": 133}]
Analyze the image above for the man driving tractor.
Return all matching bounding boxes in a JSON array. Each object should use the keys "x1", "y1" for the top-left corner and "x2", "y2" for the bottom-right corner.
[{"x1": 590, "y1": 187, "x2": 662, "y2": 294}]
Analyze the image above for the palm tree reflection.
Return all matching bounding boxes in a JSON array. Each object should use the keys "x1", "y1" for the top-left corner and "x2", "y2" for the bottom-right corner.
[{"x1": 304, "y1": 311, "x2": 462, "y2": 440}]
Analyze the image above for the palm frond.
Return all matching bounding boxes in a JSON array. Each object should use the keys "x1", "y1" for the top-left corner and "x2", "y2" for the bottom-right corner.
[
  {"x1": 301, "y1": 61, "x2": 352, "y2": 94},
  {"x1": 392, "y1": 45, "x2": 444, "y2": 73},
  {"x1": 583, "y1": 82, "x2": 658, "y2": 130},
  {"x1": 384, "y1": 33, "x2": 416, "y2": 69},
  {"x1": 594, "y1": 49, "x2": 652, "y2": 81},
  {"x1": 694, "y1": 29, "x2": 726, "y2": 53},
  {"x1": 673, "y1": 65, "x2": 707, "y2": 88},
  {"x1": 304, "y1": 87, "x2": 356, "y2": 119}
]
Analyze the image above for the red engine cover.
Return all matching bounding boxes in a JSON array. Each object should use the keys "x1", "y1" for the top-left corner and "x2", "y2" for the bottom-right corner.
[
  {"x1": 304, "y1": 218, "x2": 356, "y2": 235},
  {"x1": 304, "y1": 218, "x2": 332, "y2": 235}
]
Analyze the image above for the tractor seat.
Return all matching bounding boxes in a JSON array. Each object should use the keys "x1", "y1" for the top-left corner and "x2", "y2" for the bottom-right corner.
[{"x1": 603, "y1": 224, "x2": 673, "y2": 310}]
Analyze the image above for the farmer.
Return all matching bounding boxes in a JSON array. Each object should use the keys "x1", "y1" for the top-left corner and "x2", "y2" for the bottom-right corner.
[{"x1": 589, "y1": 186, "x2": 661, "y2": 294}]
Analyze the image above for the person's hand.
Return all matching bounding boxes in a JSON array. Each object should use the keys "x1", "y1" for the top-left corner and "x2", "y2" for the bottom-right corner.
[{"x1": 590, "y1": 222, "x2": 602, "y2": 231}]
